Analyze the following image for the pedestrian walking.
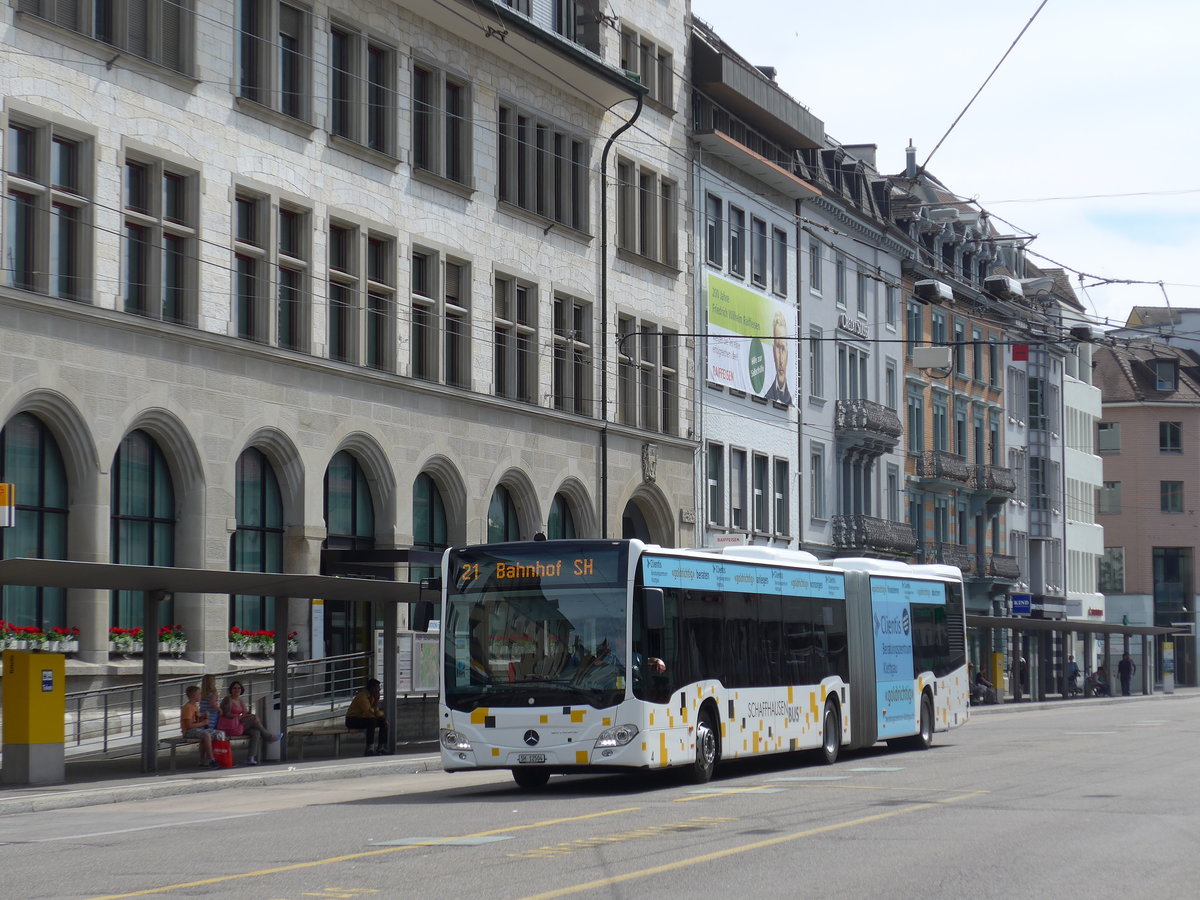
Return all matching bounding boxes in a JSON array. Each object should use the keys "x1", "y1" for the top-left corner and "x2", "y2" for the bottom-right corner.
[{"x1": 1118, "y1": 652, "x2": 1136, "y2": 696}]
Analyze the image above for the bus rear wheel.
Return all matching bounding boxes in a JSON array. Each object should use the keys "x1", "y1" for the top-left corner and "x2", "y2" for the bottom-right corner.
[
  {"x1": 689, "y1": 708, "x2": 719, "y2": 784},
  {"x1": 820, "y1": 702, "x2": 840, "y2": 765},
  {"x1": 512, "y1": 767, "x2": 551, "y2": 789},
  {"x1": 909, "y1": 694, "x2": 934, "y2": 750}
]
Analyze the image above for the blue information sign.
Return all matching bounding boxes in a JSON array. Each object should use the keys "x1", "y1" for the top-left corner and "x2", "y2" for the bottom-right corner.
[
  {"x1": 1011, "y1": 594, "x2": 1032, "y2": 616},
  {"x1": 642, "y1": 555, "x2": 846, "y2": 600}
]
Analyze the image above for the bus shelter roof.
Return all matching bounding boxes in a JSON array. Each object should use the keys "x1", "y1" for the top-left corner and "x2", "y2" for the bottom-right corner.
[
  {"x1": 0, "y1": 558, "x2": 430, "y2": 776},
  {"x1": 967, "y1": 614, "x2": 1183, "y2": 638}
]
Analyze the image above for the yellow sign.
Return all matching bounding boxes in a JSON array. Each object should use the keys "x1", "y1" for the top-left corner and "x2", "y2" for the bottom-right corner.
[{"x1": 0, "y1": 483, "x2": 12, "y2": 528}]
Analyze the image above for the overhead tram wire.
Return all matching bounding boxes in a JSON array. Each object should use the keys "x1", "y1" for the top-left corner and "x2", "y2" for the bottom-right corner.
[{"x1": 919, "y1": 0, "x2": 1051, "y2": 173}]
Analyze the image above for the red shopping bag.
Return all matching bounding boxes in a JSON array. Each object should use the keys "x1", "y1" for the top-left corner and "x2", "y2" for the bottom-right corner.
[{"x1": 212, "y1": 739, "x2": 234, "y2": 769}]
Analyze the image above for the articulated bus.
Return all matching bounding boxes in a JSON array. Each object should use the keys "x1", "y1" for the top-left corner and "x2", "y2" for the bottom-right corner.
[{"x1": 438, "y1": 539, "x2": 968, "y2": 788}]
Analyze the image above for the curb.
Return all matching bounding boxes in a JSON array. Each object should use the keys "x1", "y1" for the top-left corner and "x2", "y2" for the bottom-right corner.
[{"x1": 0, "y1": 752, "x2": 443, "y2": 816}]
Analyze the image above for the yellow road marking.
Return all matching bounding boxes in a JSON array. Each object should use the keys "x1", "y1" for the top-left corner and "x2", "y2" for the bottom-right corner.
[
  {"x1": 673, "y1": 785, "x2": 781, "y2": 802},
  {"x1": 520, "y1": 797, "x2": 974, "y2": 900},
  {"x1": 84, "y1": 808, "x2": 639, "y2": 899}
]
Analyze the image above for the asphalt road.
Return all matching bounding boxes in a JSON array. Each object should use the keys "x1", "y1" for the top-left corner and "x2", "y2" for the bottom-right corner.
[{"x1": 1, "y1": 694, "x2": 1196, "y2": 899}]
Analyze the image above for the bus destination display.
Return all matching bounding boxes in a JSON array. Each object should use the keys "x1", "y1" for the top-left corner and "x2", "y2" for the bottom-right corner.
[{"x1": 450, "y1": 547, "x2": 623, "y2": 594}]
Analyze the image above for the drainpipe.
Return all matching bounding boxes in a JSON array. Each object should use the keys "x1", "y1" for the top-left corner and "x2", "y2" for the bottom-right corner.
[
  {"x1": 599, "y1": 93, "x2": 644, "y2": 537},
  {"x1": 795, "y1": 198, "x2": 805, "y2": 550}
]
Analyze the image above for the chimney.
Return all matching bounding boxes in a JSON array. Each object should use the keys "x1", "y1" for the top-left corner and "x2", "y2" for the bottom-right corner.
[{"x1": 905, "y1": 140, "x2": 917, "y2": 178}]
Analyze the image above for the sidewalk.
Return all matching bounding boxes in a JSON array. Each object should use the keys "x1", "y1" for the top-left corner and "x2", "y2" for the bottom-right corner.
[{"x1": 0, "y1": 739, "x2": 442, "y2": 817}]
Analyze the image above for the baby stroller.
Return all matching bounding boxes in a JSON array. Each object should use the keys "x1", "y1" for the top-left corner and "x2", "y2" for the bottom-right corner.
[{"x1": 1066, "y1": 670, "x2": 1082, "y2": 696}]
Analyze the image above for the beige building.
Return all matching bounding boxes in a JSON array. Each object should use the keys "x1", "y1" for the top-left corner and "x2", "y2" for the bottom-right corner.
[{"x1": 0, "y1": 0, "x2": 695, "y2": 687}]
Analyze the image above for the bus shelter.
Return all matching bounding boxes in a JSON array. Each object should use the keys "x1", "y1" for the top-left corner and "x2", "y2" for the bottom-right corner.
[
  {"x1": 967, "y1": 614, "x2": 1184, "y2": 701},
  {"x1": 0, "y1": 557, "x2": 433, "y2": 772}
]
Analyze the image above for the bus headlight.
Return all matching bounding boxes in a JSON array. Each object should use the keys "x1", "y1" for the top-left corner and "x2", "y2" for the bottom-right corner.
[
  {"x1": 440, "y1": 729, "x2": 473, "y2": 752},
  {"x1": 595, "y1": 724, "x2": 639, "y2": 748}
]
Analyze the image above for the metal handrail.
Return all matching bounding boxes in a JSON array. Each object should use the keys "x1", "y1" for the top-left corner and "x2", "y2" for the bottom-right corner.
[{"x1": 61, "y1": 652, "x2": 375, "y2": 754}]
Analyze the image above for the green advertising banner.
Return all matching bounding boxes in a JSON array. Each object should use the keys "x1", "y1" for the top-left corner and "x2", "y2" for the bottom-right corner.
[{"x1": 706, "y1": 273, "x2": 796, "y2": 406}]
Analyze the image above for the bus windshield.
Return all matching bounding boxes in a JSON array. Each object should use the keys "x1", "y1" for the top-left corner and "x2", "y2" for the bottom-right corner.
[{"x1": 444, "y1": 543, "x2": 629, "y2": 710}]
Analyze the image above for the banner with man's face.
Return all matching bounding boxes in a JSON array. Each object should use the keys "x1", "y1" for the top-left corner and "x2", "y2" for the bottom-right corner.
[{"x1": 706, "y1": 273, "x2": 797, "y2": 407}]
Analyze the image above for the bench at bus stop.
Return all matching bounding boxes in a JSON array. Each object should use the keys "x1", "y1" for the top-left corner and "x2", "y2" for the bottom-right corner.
[
  {"x1": 159, "y1": 734, "x2": 251, "y2": 772},
  {"x1": 286, "y1": 726, "x2": 367, "y2": 760}
]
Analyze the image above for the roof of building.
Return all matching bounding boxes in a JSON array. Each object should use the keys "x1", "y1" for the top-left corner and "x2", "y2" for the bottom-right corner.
[{"x1": 1094, "y1": 341, "x2": 1200, "y2": 403}]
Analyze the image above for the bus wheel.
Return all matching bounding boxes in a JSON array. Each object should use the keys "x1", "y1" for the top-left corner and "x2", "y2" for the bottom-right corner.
[
  {"x1": 512, "y1": 767, "x2": 551, "y2": 789},
  {"x1": 820, "y1": 702, "x2": 840, "y2": 765},
  {"x1": 909, "y1": 694, "x2": 934, "y2": 750},
  {"x1": 689, "y1": 708, "x2": 719, "y2": 784}
]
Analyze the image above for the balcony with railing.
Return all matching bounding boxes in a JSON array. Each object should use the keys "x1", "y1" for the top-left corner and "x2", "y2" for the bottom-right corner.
[
  {"x1": 969, "y1": 464, "x2": 1016, "y2": 498},
  {"x1": 984, "y1": 553, "x2": 1021, "y2": 581},
  {"x1": 921, "y1": 541, "x2": 977, "y2": 574},
  {"x1": 915, "y1": 449, "x2": 971, "y2": 486},
  {"x1": 834, "y1": 399, "x2": 903, "y2": 454},
  {"x1": 832, "y1": 515, "x2": 917, "y2": 557}
]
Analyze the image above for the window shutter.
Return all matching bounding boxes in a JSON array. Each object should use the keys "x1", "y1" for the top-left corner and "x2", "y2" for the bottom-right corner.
[
  {"x1": 161, "y1": 0, "x2": 184, "y2": 72},
  {"x1": 52, "y1": 0, "x2": 78, "y2": 30},
  {"x1": 444, "y1": 263, "x2": 460, "y2": 304},
  {"x1": 127, "y1": 0, "x2": 148, "y2": 57}
]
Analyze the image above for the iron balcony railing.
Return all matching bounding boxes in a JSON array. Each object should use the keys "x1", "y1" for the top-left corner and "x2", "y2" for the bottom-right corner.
[
  {"x1": 832, "y1": 515, "x2": 918, "y2": 555},
  {"x1": 985, "y1": 553, "x2": 1021, "y2": 580},
  {"x1": 970, "y1": 464, "x2": 1017, "y2": 495},
  {"x1": 922, "y1": 541, "x2": 977, "y2": 574},
  {"x1": 915, "y1": 449, "x2": 972, "y2": 484},
  {"x1": 834, "y1": 398, "x2": 903, "y2": 449}
]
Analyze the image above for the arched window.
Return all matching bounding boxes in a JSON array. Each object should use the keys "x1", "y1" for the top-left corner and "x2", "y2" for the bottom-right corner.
[
  {"x1": 0, "y1": 413, "x2": 68, "y2": 629},
  {"x1": 111, "y1": 429, "x2": 175, "y2": 627},
  {"x1": 231, "y1": 448, "x2": 284, "y2": 631},
  {"x1": 412, "y1": 472, "x2": 447, "y2": 580},
  {"x1": 323, "y1": 451, "x2": 375, "y2": 655},
  {"x1": 547, "y1": 492, "x2": 576, "y2": 540},
  {"x1": 487, "y1": 485, "x2": 520, "y2": 542}
]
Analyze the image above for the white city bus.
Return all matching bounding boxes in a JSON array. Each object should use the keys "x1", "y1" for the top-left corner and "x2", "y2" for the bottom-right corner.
[{"x1": 438, "y1": 539, "x2": 968, "y2": 788}]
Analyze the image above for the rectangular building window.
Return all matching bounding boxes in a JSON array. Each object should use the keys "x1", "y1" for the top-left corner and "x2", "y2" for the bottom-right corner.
[
  {"x1": 809, "y1": 326, "x2": 824, "y2": 398},
  {"x1": 834, "y1": 254, "x2": 846, "y2": 307},
  {"x1": 771, "y1": 227, "x2": 788, "y2": 296},
  {"x1": 330, "y1": 25, "x2": 396, "y2": 155},
  {"x1": 327, "y1": 221, "x2": 358, "y2": 362},
  {"x1": 707, "y1": 443, "x2": 725, "y2": 527},
  {"x1": 1160, "y1": 421, "x2": 1183, "y2": 453},
  {"x1": 728, "y1": 206, "x2": 745, "y2": 277},
  {"x1": 234, "y1": 192, "x2": 268, "y2": 341},
  {"x1": 240, "y1": 1, "x2": 311, "y2": 121},
  {"x1": 499, "y1": 104, "x2": 588, "y2": 230},
  {"x1": 750, "y1": 216, "x2": 768, "y2": 288},
  {"x1": 619, "y1": 26, "x2": 673, "y2": 107},
  {"x1": 774, "y1": 458, "x2": 789, "y2": 536},
  {"x1": 905, "y1": 300, "x2": 922, "y2": 362},
  {"x1": 972, "y1": 326, "x2": 983, "y2": 381},
  {"x1": 809, "y1": 239, "x2": 822, "y2": 293},
  {"x1": 123, "y1": 157, "x2": 197, "y2": 324},
  {"x1": 1099, "y1": 547, "x2": 1124, "y2": 593},
  {"x1": 704, "y1": 194, "x2": 723, "y2": 267},
  {"x1": 617, "y1": 315, "x2": 678, "y2": 434},
  {"x1": 553, "y1": 294, "x2": 593, "y2": 415},
  {"x1": 953, "y1": 319, "x2": 967, "y2": 375},
  {"x1": 17, "y1": 0, "x2": 192, "y2": 73},
  {"x1": 810, "y1": 445, "x2": 826, "y2": 520},
  {"x1": 988, "y1": 340, "x2": 1000, "y2": 387},
  {"x1": 1161, "y1": 481, "x2": 1184, "y2": 513},
  {"x1": 276, "y1": 205, "x2": 309, "y2": 351},
  {"x1": 413, "y1": 63, "x2": 469, "y2": 184},
  {"x1": 730, "y1": 448, "x2": 747, "y2": 530},
  {"x1": 494, "y1": 274, "x2": 537, "y2": 402},
  {"x1": 885, "y1": 285, "x2": 897, "y2": 326},
  {"x1": 753, "y1": 453, "x2": 769, "y2": 533},
  {"x1": 5, "y1": 119, "x2": 91, "y2": 300},
  {"x1": 856, "y1": 271, "x2": 869, "y2": 316},
  {"x1": 1097, "y1": 421, "x2": 1120, "y2": 452},
  {"x1": 364, "y1": 233, "x2": 395, "y2": 371},
  {"x1": 411, "y1": 250, "x2": 471, "y2": 387}
]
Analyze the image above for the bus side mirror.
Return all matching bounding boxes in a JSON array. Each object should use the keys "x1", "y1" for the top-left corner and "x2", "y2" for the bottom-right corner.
[
  {"x1": 643, "y1": 587, "x2": 665, "y2": 630},
  {"x1": 411, "y1": 600, "x2": 434, "y2": 633}
]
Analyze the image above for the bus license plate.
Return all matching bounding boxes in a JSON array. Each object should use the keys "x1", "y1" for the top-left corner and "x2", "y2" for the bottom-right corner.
[{"x1": 518, "y1": 753, "x2": 546, "y2": 764}]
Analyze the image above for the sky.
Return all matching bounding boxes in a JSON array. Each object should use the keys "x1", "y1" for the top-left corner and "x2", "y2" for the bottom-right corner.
[{"x1": 690, "y1": 0, "x2": 1200, "y2": 329}]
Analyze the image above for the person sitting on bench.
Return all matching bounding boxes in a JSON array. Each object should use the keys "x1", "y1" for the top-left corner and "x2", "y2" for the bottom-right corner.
[
  {"x1": 346, "y1": 678, "x2": 388, "y2": 756},
  {"x1": 180, "y1": 684, "x2": 218, "y2": 768}
]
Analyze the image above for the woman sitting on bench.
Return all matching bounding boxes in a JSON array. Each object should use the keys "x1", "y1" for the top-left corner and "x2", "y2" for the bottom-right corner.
[
  {"x1": 346, "y1": 679, "x2": 388, "y2": 756},
  {"x1": 218, "y1": 681, "x2": 281, "y2": 766}
]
